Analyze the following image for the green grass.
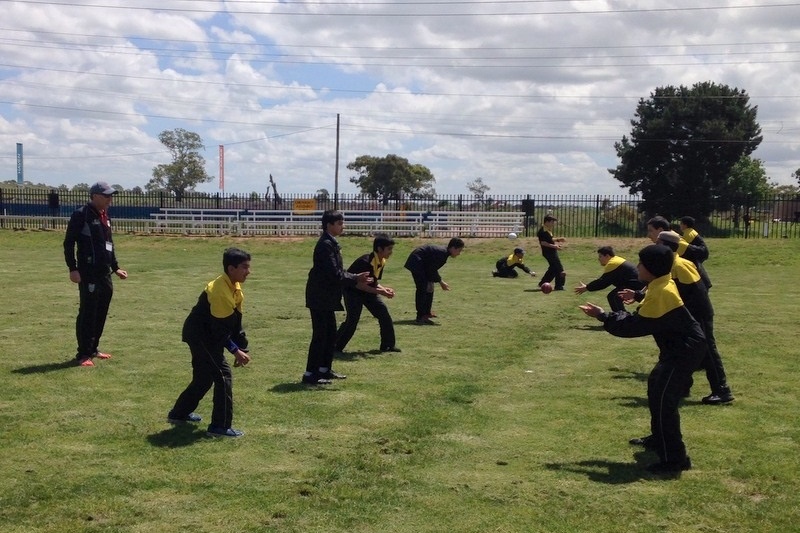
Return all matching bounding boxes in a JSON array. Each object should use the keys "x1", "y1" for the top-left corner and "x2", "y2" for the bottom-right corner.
[{"x1": 1, "y1": 230, "x2": 800, "y2": 532}]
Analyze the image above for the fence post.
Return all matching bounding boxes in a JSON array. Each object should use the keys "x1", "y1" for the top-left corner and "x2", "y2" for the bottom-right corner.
[
  {"x1": 594, "y1": 195, "x2": 600, "y2": 238},
  {"x1": 522, "y1": 195, "x2": 534, "y2": 237}
]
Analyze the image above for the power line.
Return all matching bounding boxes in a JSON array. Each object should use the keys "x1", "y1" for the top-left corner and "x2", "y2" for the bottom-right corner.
[{"x1": 10, "y1": 0, "x2": 800, "y2": 17}]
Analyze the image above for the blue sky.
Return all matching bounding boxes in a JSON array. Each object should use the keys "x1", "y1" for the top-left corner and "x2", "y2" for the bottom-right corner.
[{"x1": 2, "y1": 0, "x2": 799, "y2": 196}]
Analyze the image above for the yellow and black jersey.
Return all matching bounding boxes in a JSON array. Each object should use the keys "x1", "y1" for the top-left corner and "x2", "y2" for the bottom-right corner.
[
  {"x1": 670, "y1": 254, "x2": 701, "y2": 285},
  {"x1": 495, "y1": 253, "x2": 532, "y2": 274},
  {"x1": 598, "y1": 274, "x2": 705, "y2": 366},
  {"x1": 345, "y1": 252, "x2": 387, "y2": 291},
  {"x1": 537, "y1": 227, "x2": 558, "y2": 257},
  {"x1": 671, "y1": 254, "x2": 714, "y2": 320},
  {"x1": 182, "y1": 273, "x2": 247, "y2": 352},
  {"x1": 585, "y1": 256, "x2": 643, "y2": 292},
  {"x1": 679, "y1": 229, "x2": 709, "y2": 263}
]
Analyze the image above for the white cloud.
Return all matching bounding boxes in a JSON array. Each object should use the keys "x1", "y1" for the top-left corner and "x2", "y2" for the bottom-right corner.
[{"x1": 2, "y1": 1, "x2": 799, "y2": 195}]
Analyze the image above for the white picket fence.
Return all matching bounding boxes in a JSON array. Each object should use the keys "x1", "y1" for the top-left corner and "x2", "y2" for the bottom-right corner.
[{"x1": 1, "y1": 209, "x2": 524, "y2": 238}]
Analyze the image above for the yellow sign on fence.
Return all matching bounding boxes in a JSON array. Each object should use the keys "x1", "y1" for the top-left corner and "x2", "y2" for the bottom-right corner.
[{"x1": 293, "y1": 199, "x2": 317, "y2": 213}]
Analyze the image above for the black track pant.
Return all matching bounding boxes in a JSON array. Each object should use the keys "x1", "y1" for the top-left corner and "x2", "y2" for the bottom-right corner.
[
  {"x1": 75, "y1": 274, "x2": 113, "y2": 358},
  {"x1": 648, "y1": 361, "x2": 694, "y2": 464},
  {"x1": 306, "y1": 309, "x2": 337, "y2": 373},
  {"x1": 171, "y1": 341, "x2": 233, "y2": 429}
]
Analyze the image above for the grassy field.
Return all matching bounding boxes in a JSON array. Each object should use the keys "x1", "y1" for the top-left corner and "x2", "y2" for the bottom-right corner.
[{"x1": 1, "y1": 229, "x2": 799, "y2": 533}]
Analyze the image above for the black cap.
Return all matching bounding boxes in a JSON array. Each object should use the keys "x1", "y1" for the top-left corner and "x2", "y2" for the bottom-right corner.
[
  {"x1": 89, "y1": 181, "x2": 116, "y2": 195},
  {"x1": 638, "y1": 244, "x2": 674, "y2": 277},
  {"x1": 514, "y1": 247, "x2": 524, "y2": 255},
  {"x1": 657, "y1": 231, "x2": 680, "y2": 244}
]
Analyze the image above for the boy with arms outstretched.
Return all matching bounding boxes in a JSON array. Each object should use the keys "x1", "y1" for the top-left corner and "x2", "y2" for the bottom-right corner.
[{"x1": 580, "y1": 244, "x2": 706, "y2": 475}]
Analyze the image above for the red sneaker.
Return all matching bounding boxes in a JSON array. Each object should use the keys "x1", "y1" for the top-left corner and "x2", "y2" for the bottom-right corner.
[
  {"x1": 95, "y1": 352, "x2": 112, "y2": 360},
  {"x1": 78, "y1": 357, "x2": 95, "y2": 367}
]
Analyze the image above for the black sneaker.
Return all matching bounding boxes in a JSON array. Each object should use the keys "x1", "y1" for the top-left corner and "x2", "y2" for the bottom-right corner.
[
  {"x1": 320, "y1": 370, "x2": 347, "y2": 380},
  {"x1": 301, "y1": 374, "x2": 332, "y2": 386},
  {"x1": 167, "y1": 412, "x2": 202, "y2": 424},
  {"x1": 629, "y1": 435, "x2": 656, "y2": 449},
  {"x1": 415, "y1": 317, "x2": 435, "y2": 325},
  {"x1": 646, "y1": 456, "x2": 691, "y2": 475},
  {"x1": 380, "y1": 346, "x2": 402, "y2": 353},
  {"x1": 701, "y1": 390, "x2": 735, "y2": 405},
  {"x1": 206, "y1": 426, "x2": 244, "y2": 438}
]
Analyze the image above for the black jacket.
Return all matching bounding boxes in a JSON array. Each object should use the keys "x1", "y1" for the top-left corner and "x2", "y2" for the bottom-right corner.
[
  {"x1": 305, "y1": 232, "x2": 359, "y2": 310},
  {"x1": 63, "y1": 203, "x2": 119, "y2": 278},
  {"x1": 586, "y1": 257, "x2": 644, "y2": 292},
  {"x1": 537, "y1": 227, "x2": 558, "y2": 258},
  {"x1": 597, "y1": 275, "x2": 706, "y2": 369},
  {"x1": 182, "y1": 274, "x2": 248, "y2": 352},
  {"x1": 404, "y1": 244, "x2": 449, "y2": 282}
]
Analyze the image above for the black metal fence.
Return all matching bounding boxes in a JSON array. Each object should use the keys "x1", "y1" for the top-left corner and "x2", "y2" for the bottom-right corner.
[{"x1": 2, "y1": 188, "x2": 799, "y2": 239}]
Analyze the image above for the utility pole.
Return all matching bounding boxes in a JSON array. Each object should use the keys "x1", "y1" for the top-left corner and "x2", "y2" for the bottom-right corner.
[{"x1": 334, "y1": 113, "x2": 340, "y2": 210}]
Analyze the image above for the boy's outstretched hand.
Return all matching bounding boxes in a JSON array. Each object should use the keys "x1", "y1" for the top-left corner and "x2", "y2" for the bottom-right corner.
[{"x1": 578, "y1": 303, "x2": 604, "y2": 318}]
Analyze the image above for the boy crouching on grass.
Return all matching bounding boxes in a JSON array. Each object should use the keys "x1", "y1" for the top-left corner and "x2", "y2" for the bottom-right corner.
[
  {"x1": 579, "y1": 244, "x2": 706, "y2": 475},
  {"x1": 168, "y1": 248, "x2": 252, "y2": 438},
  {"x1": 492, "y1": 247, "x2": 536, "y2": 278}
]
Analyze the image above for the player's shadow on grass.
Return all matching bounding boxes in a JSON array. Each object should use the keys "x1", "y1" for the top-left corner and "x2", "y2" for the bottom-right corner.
[
  {"x1": 609, "y1": 368, "x2": 649, "y2": 382},
  {"x1": 573, "y1": 324, "x2": 605, "y2": 331},
  {"x1": 269, "y1": 382, "x2": 340, "y2": 393},
  {"x1": 612, "y1": 395, "x2": 649, "y2": 408},
  {"x1": 394, "y1": 319, "x2": 441, "y2": 326},
  {"x1": 545, "y1": 451, "x2": 654, "y2": 484},
  {"x1": 12, "y1": 360, "x2": 77, "y2": 374},
  {"x1": 334, "y1": 349, "x2": 383, "y2": 361},
  {"x1": 146, "y1": 425, "x2": 207, "y2": 448}
]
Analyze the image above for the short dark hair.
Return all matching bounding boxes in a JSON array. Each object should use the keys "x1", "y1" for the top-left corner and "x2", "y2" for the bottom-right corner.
[
  {"x1": 647, "y1": 216, "x2": 670, "y2": 231},
  {"x1": 447, "y1": 237, "x2": 465, "y2": 250},
  {"x1": 638, "y1": 244, "x2": 674, "y2": 278},
  {"x1": 680, "y1": 216, "x2": 696, "y2": 228},
  {"x1": 321, "y1": 210, "x2": 344, "y2": 229},
  {"x1": 543, "y1": 215, "x2": 557, "y2": 223},
  {"x1": 597, "y1": 246, "x2": 615, "y2": 256},
  {"x1": 223, "y1": 247, "x2": 251, "y2": 271},
  {"x1": 373, "y1": 233, "x2": 395, "y2": 251}
]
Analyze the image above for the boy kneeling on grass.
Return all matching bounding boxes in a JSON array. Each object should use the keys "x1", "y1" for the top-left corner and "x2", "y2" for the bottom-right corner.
[
  {"x1": 579, "y1": 244, "x2": 706, "y2": 475},
  {"x1": 168, "y1": 248, "x2": 252, "y2": 438}
]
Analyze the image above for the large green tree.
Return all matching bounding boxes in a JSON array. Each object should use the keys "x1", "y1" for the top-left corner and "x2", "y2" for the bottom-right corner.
[
  {"x1": 609, "y1": 82, "x2": 762, "y2": 220},
  {"x1": 721, "y1": 156, "x2": 772, "y2": 228},
  {"x1": 147, "y1": 128, "x2": 212, "y2": 199},
  {"x1": 347, "y1": 154, "x2": 436, "y2": 203},
  {"x1": 721, "y1": 156, "x2": 771, "y2": 202}
]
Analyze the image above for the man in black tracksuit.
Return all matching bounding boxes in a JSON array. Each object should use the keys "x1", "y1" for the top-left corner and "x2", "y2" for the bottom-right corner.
[
  {"x1": 574, "y1": 246, "x2": 644, "y2": 311},
  {"x1": 580, "y1": 244, "x2": 706, "y2": 475},
  {"x1": 335, "y1": 234, "x2": 399, "y2": 354},
  {"x1": 404, "y1": 238, "x2": 464, "y2": 325},
  {"x1": 168, "y1": 248, "x2": 252, "y2": 438},
  {"x1": 63, "y1": 182, "x2": 128, "y2": 366}
]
